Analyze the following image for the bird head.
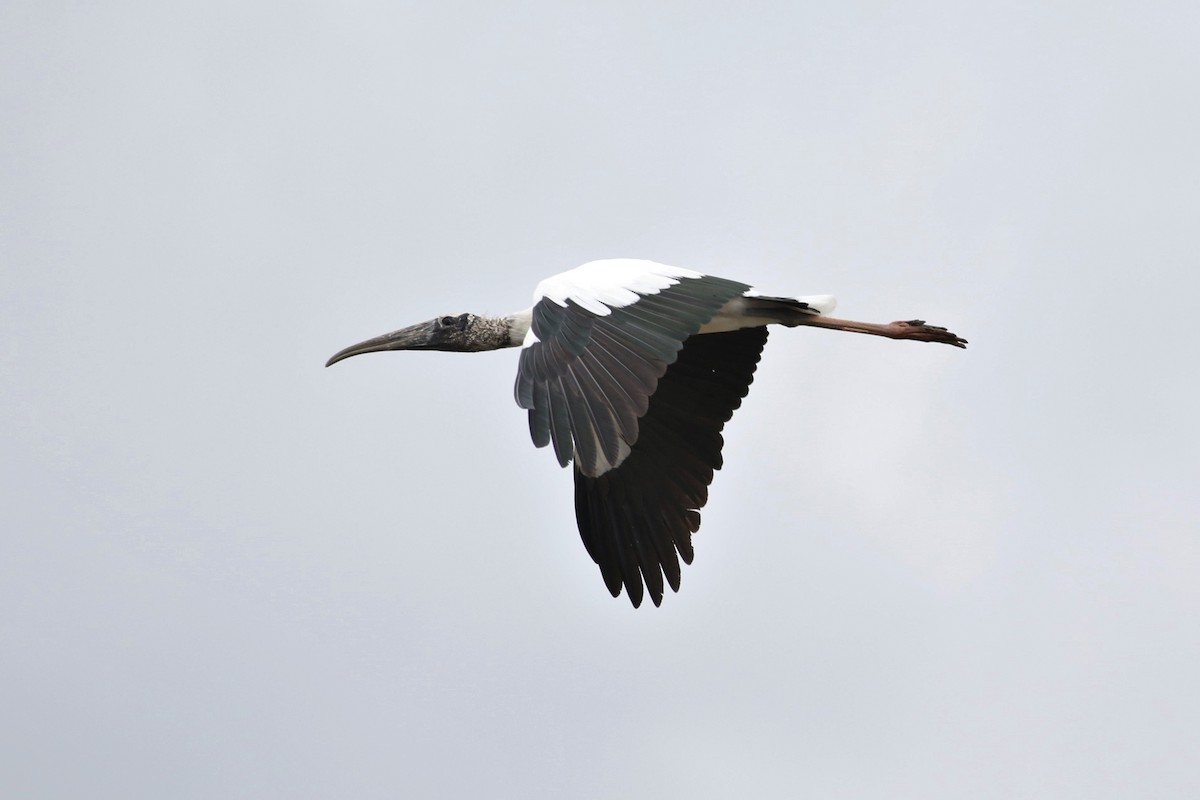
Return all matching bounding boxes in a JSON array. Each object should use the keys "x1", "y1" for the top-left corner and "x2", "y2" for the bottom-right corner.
[{"x1": 326, "y1": 313, "x2": 494, "y2": 366}]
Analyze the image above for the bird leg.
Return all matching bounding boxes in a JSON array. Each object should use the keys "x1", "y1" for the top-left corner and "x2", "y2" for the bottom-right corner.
[{"x1": 791, "y1": 314, "x2": 968, "y2": 348}]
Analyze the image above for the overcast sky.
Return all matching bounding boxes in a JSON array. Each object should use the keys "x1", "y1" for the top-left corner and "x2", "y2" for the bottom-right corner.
[{"x1": 3, "y1": 2, "x2": 1198, "y2": 797}]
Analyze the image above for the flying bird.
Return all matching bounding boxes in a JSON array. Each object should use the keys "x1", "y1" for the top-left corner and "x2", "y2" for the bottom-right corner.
[{"x1": 327, "y1": 259, "x2": 966, "y2": 607}]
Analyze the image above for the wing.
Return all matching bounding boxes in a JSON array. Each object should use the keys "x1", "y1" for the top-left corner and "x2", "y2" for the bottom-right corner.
[
  {"x1": 573, "y1": 327, "x2": 769, "y2": 607},
  {"x1": 514, "y1": 264, "x2": 751, "y2": 477}
]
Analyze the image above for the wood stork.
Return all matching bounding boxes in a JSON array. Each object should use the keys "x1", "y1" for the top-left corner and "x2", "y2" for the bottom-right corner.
[{"x1": 327, "y1": 259, "x2": 966, "y2": 607}]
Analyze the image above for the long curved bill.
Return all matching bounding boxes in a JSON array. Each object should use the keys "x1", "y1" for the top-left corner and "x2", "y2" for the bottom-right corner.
[{"x1": 325, "y1": 319, "x2": 439, "y2": 367}]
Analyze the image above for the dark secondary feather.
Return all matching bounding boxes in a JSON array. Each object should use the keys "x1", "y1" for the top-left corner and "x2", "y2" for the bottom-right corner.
[
  {"x1": 514, "y1": 275, "x2": 751, "y2": 478},
  {"x1": 573, "y1": 327, "x2": 769, "y2": 607}
]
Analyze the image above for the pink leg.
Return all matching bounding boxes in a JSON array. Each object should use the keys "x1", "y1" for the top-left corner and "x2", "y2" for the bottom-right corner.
[{"x1": 792, "y1": 314, "x2": 968, "y2": 348}]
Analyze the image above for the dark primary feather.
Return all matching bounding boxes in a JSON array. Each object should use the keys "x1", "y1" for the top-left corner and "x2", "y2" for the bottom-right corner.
[
  {"x1": 515, "y1": 275, "x2": 750, "y2": 478},
  {"x1": 573, "y1": 327, "x2": 770, "y2": 607}
]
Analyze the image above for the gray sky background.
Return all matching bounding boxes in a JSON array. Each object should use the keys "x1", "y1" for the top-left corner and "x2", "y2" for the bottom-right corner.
[{"x1": 3, "y1": 2, "x2": 1198, "y2": 797}]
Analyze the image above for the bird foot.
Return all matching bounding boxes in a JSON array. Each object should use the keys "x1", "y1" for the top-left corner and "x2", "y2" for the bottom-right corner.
[{"x1": 889, "y1": 319, "x2": 968, "y2": 348}]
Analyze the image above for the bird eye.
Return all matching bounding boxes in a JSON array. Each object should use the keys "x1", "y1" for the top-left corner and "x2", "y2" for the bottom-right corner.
[{"x1": 440, "y1": 315, "x2": 457, "y2": 327}]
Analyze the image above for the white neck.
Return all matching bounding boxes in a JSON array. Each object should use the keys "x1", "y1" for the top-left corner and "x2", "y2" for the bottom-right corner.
[{"x1": 504, "y1": 309, "x2": 533, "y2": 347}]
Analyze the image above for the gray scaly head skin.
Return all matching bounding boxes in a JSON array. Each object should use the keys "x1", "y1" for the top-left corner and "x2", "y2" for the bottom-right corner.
[{"x1": 325, "y1": 312, "x2": 530, "y2": 367}]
